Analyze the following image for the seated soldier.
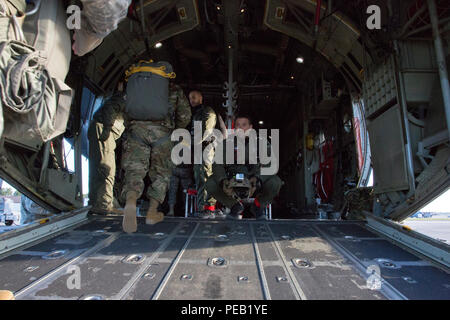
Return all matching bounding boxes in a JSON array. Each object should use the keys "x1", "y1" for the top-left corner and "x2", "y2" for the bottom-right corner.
[{"x1": 205, "y1": 114, "x2": 283, "y2": 220}]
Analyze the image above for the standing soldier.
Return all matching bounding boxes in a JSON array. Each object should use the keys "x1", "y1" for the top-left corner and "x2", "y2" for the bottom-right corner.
[
  {"x1": 188, "y1": 90, "x2": 217, "y2": 219},
  {"x1": 167, "y1": 163, "x2": 193, "y2": 216},
  {"x1": 121, "y1": 61, "x2": 191, "y2": 233},
  {"x1": 88, "y1": 81, "x2": 126, "y2": 214},
  {"x1": 163, "y1": 82, "x2": 193, "y2": 217}
]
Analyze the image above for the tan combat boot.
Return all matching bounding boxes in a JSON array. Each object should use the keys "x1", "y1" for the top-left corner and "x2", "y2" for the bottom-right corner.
[
  {"x1": 108, "y1": 206, "x2": 123, "y2": 215},
  {"x1": 123, "y1": 191, "x2": 138, "y2": 233},
  {"x1": 91, "y1": 205, "x2": 123, "y2": 216},
  {"x1": 0, "y1": 290, "x2": 14, "y2": 300},
  {"x1": 146, "y1": 198, "x2": 164, "y2": 225}
]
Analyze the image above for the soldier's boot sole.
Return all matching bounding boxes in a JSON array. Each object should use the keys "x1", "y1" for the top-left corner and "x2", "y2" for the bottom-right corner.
[
  {"x1": 123, "y1": 192, "x2": 138, "y2": 233},
  {"x1": 0, "y1": 290, "x2": 14, "y2": 300}
]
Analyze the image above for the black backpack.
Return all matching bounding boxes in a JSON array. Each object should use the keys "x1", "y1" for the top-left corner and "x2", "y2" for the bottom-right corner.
[{"x1": 125, "y1": 60, "x2": 176, "y2": 121}]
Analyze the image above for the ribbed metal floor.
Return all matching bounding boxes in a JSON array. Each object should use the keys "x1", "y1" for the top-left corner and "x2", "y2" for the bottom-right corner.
[{"x1": 0, "y1": 217, "x2": 449, "y2": 300}]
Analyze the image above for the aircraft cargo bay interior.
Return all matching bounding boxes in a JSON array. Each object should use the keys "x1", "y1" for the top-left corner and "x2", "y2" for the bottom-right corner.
[{"x1": 0, "y1": 0, "x2": 449, "y2": 300}]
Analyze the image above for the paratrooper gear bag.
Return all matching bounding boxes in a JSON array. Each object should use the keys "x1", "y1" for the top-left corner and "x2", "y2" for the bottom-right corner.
[
  {"x1": 0, "y1": 0, "x2": 72, "y2": 149},
  {"x1": 125, "y1": 60, "x2": 176, "y2": 121}
]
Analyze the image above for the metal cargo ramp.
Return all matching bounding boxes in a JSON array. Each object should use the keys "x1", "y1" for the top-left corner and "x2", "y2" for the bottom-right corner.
[{"x1": 0, "y1": 216, "x2": 449, "y2": 300}]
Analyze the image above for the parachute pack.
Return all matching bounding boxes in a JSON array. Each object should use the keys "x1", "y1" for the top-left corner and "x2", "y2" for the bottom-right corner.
[{"x1": 125, "y1": 60, "x2": 176, "y2": 121}]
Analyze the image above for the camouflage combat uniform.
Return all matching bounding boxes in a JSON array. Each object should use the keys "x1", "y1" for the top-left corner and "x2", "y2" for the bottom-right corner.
[
  {"x1": 121, "y1": 84, "x2": 191, "y2": 204},
  {"x1": 206, "y1": 137, "x2": 283, "y2": 209},
  {"x1": 88, "y1": 92, "x2": 126, "y2": 210},
  {"x1": 191, "y1": 105, "x2": 217, "y2": 211}
]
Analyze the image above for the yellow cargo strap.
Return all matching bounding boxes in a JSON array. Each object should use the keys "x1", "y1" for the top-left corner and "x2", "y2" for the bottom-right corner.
[
  {"x1": 125, "y1": 62, "x2": 176, "y2": 81},
  {"x1": 138, "y1": 59, "x2": 154, "y2": 64}
]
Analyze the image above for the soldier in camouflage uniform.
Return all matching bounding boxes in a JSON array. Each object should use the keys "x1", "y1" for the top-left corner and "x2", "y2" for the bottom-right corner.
[
  {"x1": 188, "y1": 90, "x2": 217, "y2": 219},
  {"x1": 121, "y1": 82, "x2": 191, "y2": 233},
  {"x1": 88, "y1": 82, "x2": 126, "y2": 214}
]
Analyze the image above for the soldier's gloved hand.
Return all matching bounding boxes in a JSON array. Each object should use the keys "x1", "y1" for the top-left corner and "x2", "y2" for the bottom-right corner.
[
  {"x1": 249, "y1": 176, "x2": 262, "y2": 197},
  {"x1": 221, "y1": 179, "x2": 234, "y2": 197},
  {"x1": 99, "y1": 126, "x2": 112, "y2": 142}
]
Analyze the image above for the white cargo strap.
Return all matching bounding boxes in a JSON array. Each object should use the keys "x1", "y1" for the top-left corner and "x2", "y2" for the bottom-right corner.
[
  {"x1": 24, "y1": 0, "x2": 40, "y2": 16},
  {"x1": 0, "y1": 0, "x2": 25, "y2": 42}
]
